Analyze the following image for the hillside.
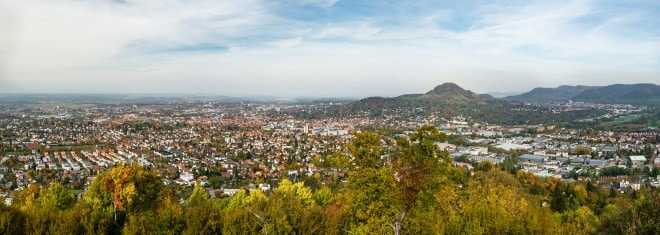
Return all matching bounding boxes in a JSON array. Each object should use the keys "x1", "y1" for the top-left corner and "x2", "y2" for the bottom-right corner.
[
  {"x1": 339, "y1": 83, "x2": 606, "y2": 125},
  {"x1": 505, "y1": 83, "x2": 660, "y2": 106},
  {"x1": 503, "y1": 85, "x2": 599, "y2": 103},
  {"x1": 572, "y1": 83, "x2": 660, "y2": 106},
  {"x1": 343, "y1": 83, "x2": 493, "y2": 115}
]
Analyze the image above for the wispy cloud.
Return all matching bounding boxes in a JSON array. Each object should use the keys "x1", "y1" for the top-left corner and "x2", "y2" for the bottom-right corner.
[
  {"x1": 315, "y1": 22, "x2": 382, "y2": 40},
  {"x1": 269, "y1": 37, "x2": 303, "y2": 48},
  {"x1": 1, "y1": 0, "x2": 658, "y2": 96}
]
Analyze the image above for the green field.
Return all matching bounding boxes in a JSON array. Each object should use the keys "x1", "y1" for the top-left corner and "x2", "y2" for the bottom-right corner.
[
  {"x1": 650, "y1": 118, "x2": 660, "y2": 128},
  {"x1": 597, "y1": 114, "x2": 645, "y2": 129},
  {"x1": 612, "y1": 114, "x2": 642, "y2": 124},
  {"x1": 46, "y1": 145, "x2": 95, "y2": 152},
  {"x1": 3, "y1": 151, "x2": 28, "y2": 156}
]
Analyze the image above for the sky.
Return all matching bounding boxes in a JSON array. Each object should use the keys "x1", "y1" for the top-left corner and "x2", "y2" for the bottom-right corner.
[{"x1": 0, "y1": 0, "x2": 658, "y2": 98}]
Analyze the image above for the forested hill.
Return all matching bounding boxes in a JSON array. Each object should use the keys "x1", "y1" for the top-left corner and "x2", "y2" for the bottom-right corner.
[
  {"x1": 342, "y1": 82, "x2": 497, "y2": 114},
  {"x1": 504, "y1": 83, "x2": 660, "y2": 106},
  {"x1": 337, "y1": 83, "x2": 605, "y2": 125},
  {"x1": 572, "y1": 84, "x2": 660, "y2": 106},
  {"x1": 503, "y1": 85, "x2": 599, "y2": 103}
]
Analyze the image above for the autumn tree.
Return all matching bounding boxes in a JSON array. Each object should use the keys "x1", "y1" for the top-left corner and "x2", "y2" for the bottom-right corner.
[
  {"x1": 385, "y1": 125, "x2": 450, "y2": 235},
  {"x1": 87, "y1": 164, "x2": 163, "y2": 224},
  {"x1": 188, "y1": 181, "x2": 209, "y2": 207},
  {"x1": 39, "y1": 182, "x2": 75, "y2": 210},
  {"x1": 599, "y1": 187, "x2": 660, "y2": 234},
  {"x1": 348, "y1": 130, "x2": 383, "y2": 169},
  {"x1": 345, "y1": 126, "x2": 453, "y2": 234},
  {"x1": 13, "y1": 183, "x2": 52, "y2": 233},
  {"x1": 458, "y1": 168, "x2": 557, "y2": 234},
  {"x1": 573, "y1": 146, "x2": 593, "y2": 156},
  {"x1": 182, "y1": 181, "x2": 221, "y2": 234},
  {"x1": 0, "y1": 203, "x2": 27, "y2": 235},
  {"x1": 555, "y1": 206, "x2": 599, "y2": 234},
  {"x1": 345, "y1": 130, "x2": 394, "y2": 234}
]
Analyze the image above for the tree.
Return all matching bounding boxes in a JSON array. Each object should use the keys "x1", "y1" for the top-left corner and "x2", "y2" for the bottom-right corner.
[
  {"x1": 182, "y1": 182, "x2": 220, "y2": 235},
  {"x1": 600, "y1": 189, "x2": 660, "y2": 234},
  {"x1": 573, "y1": 146, "x2": 593, "y2": 156},
  {"x1": 13, "y1": 184, "x2": 51, "y2": 234},
  {"x1": 345, "y1": 131, "x2": 395, "y2": 234},
  {"x1": 122, "y1": 212, "x2": 159, "y2": 235},
  {"x1": 14, "y1": 183, "x2": 41, "y2": 210},
  {"x1": 100, "y1": 165, "x2": 135, "y2": 222},
  {"x1": 313, "y1": 186, "x2": 333, "y2": 207},
  {"x1": 327, "y1": 151, "x2": 351, "y2": 170},
  {"x1": 0, "y1": 203, "x2": 27, "y2": 235},
  {"x1": 188, "y1": 181, "x2": 209, "y2": 207},
  {"x1": 88, "y1": 164, "x2": 163, "y2": 223},
  {"x1": 348, "y1": 131, "x2": 382, "y2": 169},
  {"x1": 346, "y1": 126, "x2": 451, "y2": 235},
  {"x1": 248, "y1": 208, "x2": 270, "y2": 235},
  {"x1": 458, "y1": 169, "x2": 550, "y2": 234},
  {"x1": 184, "y1": 199, "x2": 222, "y2": 234},
  {"x1": 275, "y1": 179, "x2": 313, "y2": 207},
  {"x1": 551, "y1": 182, "x2": 569, "y2": 212},
  {"x1": 38, "y1": 182, "x2": 75, "y2": 210},
  {"x1": 220, "y1": 208, "x2": 259, "y2": 234},
  {"x1": 386, "y1": 125, "x2": 449, "y2": 235},
  {"x1": 226, "y1": 189, "x2": 249, "y2": 209},
  {"x1": 556, "y1": 206, "x2": 599, "y2": 234},
  {"x1": 156, "y1": 194, "x2": 185, "y2": 234}
]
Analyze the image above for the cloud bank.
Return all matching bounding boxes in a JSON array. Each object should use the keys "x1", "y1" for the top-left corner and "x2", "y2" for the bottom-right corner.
[{"x1": 2, "y1": 0, "x2": 658, "y2": 97}]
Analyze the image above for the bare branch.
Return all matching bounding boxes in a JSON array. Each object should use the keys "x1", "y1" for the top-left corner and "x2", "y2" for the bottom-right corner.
[{"x1": 247, "y1": 208, "x2": 269, "y2": 235}]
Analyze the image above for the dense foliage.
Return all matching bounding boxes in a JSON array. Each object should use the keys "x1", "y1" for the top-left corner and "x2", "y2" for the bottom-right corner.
[{"x1": 1, "y1": 126, "x2": 658, "y2": 234}]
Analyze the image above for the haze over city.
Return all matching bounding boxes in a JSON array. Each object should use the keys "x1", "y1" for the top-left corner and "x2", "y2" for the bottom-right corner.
[{"x1": 1, "y1": 0, "x2": 658, "y2": 97}]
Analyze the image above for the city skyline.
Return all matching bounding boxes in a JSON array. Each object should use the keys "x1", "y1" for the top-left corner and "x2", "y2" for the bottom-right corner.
[{"x1": 1, "y1": 0, "x2": 658, "y2": 97}]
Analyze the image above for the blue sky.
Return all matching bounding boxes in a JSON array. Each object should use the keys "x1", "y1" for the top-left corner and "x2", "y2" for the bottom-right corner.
[{"x1": 0, "y1": 0, "x2": 658, "y2": 97}]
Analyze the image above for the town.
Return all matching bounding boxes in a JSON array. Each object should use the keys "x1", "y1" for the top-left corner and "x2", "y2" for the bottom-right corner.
[{"x1": 1, "y1": 98, "x2": 658, "y2": 205}]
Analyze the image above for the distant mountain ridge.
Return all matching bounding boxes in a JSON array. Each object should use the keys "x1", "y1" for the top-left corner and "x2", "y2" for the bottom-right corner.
[
  {"x1": 504, "y1": 83, "x2": 660, "y2": 106},
  {"x1": 503, "y1": 85, "x2": 599, "y2": 103},
  {"x1": 486, "y1": 91, "x2": 523, "y2": 98},
  {"x1": 340, "y1": 83, "x2": 604, "y2": 125},
  {"x1": 572, "y1": 84, "x2": 660, "y2": 105}
]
